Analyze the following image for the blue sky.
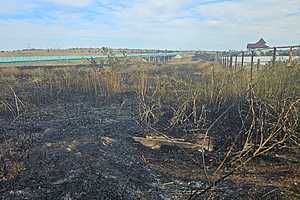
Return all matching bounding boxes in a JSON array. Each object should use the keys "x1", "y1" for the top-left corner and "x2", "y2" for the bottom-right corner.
[{"x1": 0, "y1": 0, "x2": 299, "y2": 50}]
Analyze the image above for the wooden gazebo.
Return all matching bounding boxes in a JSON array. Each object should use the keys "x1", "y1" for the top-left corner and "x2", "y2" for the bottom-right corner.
[{"x1": 247, "y1": 38, "x2": 269, "y2": 50}]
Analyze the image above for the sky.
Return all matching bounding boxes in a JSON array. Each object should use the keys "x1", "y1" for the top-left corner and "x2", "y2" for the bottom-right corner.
[{"x1": 0, "y1": 0, "x2": 300, "y2": 50}]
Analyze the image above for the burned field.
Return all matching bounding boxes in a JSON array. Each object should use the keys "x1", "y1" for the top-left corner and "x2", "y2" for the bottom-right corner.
[{"x1": 0, "y1": 62, "x2": 300, "y2": 200}]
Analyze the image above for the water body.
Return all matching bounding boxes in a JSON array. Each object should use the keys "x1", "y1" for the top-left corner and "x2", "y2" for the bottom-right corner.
[{"x1": 0, "y1": 53, "x2": 178, "y2": 64}]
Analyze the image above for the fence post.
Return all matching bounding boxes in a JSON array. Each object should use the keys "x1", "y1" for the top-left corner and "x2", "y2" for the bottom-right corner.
[
  {"x1": 222, "y1": 55, "x2": 225, "y2": 66},
  {"x1": 250, "y1": 50, "x2": 254, "y2": 84},
  {"x1": 230, "y1": 55, "x2": 233, "y2": 68},
  {"x1": 235, "y1": 55, "x2": 238, "y2": 69},
  {"x1": 241, "y1": 52, "x2": 244, "y2": 68},
  {"x1": 288, "y1": 47, "x2": 293, "y2": 67},
  {"x1": 226, "y1": 55, "x2": 228, "y2": 67},
  {"x1": 257, "y1": 59, "x2": 260, "y2": 71},
  {"x1": 251, "y1": 50, "x2": 254, "y2": 68},
  {"x1": 272, "y1": 47, "x2": 277, "y2": 66}
]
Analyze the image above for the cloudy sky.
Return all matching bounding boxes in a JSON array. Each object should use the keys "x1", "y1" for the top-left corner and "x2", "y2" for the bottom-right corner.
[{"x1": 0, "y1": 0, "x2": 299, "y2": 50}]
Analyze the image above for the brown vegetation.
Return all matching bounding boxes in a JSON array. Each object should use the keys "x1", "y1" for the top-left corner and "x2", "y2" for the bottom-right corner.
[{"x1": 0, "y1": 61, "x2": 299, "y2": 199}]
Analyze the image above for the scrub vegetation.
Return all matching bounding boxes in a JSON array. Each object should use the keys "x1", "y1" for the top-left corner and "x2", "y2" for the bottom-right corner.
[{"x1": 0, "y1": 59, "x2": 299, "y2": 199}]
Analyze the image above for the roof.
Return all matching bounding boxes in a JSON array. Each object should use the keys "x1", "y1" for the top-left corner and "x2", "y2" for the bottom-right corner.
[
  {"x1": 174, "y1": 54, "x2": 182, "y2": 59},
  {"x1": 247, "y1": 38, "x2": 269, "y2": 49}
]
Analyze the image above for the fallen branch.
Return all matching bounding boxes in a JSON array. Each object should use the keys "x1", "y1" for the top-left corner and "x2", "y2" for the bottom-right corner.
[{"x1": 133, "y1": 135, "x2": 214, "y2": 151}]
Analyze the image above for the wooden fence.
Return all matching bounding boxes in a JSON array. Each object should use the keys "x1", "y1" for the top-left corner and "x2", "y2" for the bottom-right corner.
[{"x1": 218, "y1": 45, "x2": 300, "y2": 69}]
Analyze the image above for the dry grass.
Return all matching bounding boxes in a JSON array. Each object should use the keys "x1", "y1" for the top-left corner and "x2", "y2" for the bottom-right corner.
[
  {"x1": 132, "y1": 63, "x2": 299, "y2": 199},
  {"x1": 0, "y1": 62, "x2": 299, "y2": 198},
  {"x1": 0, "y1": 67, "x2": 125, "y2": 117},
  {"x1": 0, "y1": 67, "x2": 21, "y2": 76}
]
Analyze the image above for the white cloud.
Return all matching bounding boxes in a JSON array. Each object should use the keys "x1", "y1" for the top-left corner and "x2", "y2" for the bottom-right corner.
[
  {"x1": 116, "y1": 0, "x2": 194, "y2": 22},
  {"x1": 0, "y1": 0, "x2": 36, "y2": 14},
  {"x1": 194, "y1": 0, "x2": 300, "y2": 46},
  {"x1": 0, "y1": 0, "x2": 299, "y2": 50},
  {"x1": 46, "y1": 0, "x2": 95, "y2": 7},
  {"x1": 197, "y1": 0, "x2": 300, "y2": 22}
]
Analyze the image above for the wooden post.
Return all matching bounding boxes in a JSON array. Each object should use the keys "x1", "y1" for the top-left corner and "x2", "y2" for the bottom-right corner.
[
  {"x1": 272, "y1": 47, "x2": 277, "y2": 66},
  {"x1": 235, "y1": 55, "x2": 238, "y2": 69},
  {"x1": 228, "y1": 55, "x2": 230, "y2": 67},
  {"x1": 288, "y1": 47, "x2": 293, "y2": 67},
  {"x1": 250, "y1": 50, "x2": 254, "y2": 83},
  {"x1": 257, "y1": 59, "x2": 260, "y2": 71},
  {"x1": 251, "y1": 51, "x2": 254, "y2": 67},
  {"x1": 241, "y1": 52, "x2": 245, "y2": 68},
  {"x1": 230, "y1": 55, "x2": 233, "y2": 68},
  {"x1": 228, "y1": 56, "x2": 230, "y2": 67}
]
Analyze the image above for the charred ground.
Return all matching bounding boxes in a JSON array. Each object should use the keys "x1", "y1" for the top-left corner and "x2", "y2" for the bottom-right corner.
[{"x1": 0, "y1": 61, "x2": 299, "y2": 200}]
